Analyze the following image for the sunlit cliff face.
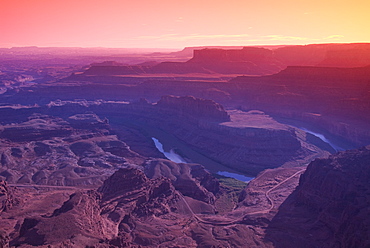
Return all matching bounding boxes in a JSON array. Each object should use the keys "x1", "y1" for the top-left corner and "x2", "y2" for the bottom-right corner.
[{"x1": 1, "y1": 0, "x2": 369, "y2": 48}]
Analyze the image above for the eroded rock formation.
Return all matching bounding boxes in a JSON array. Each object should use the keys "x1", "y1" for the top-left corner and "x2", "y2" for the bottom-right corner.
[
  {"x1": 10, "y1": 166, "x2": 220, "y2": 247},
  {"x1": 0, "y1": 112, "x2": 144, "y2": 186}
]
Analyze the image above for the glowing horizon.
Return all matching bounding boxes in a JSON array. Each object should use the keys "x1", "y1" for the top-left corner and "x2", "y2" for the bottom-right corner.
[{"x1": 1, "y1": 0, "x2": 369, "y2": 49}]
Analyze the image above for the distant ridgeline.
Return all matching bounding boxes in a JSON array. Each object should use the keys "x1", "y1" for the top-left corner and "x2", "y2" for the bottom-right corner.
[{"x1": 80, "y1": 43, "x2": 370, "y2": 76}]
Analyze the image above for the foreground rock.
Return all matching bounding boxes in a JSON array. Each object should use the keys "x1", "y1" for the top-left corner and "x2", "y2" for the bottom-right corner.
[
  {"x1": 7, "y1": 166, "x2": 223, "y2": 247},
  {"x1": 266, "y1": 146, "x2": 370, "y2": 248},
  {"x1": 144, "y1": 159, "x2": 220, "y2": 205},
  {"x1": 2, "y1": 147, "x2": 368, "y2": 247}
]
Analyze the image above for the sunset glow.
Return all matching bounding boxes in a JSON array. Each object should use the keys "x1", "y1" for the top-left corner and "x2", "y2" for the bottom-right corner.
[{"x1": 1, "y1": 0, "x2": 370, "y2": 48}]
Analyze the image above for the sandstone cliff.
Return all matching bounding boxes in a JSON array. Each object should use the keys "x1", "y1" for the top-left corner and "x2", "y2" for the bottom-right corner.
[{"x1": 266, "y1": 146, "x2": 370, "y2": 248}]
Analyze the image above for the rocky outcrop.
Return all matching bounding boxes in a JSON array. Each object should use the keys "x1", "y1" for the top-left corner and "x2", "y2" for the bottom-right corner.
[
  {"x1": 156, "y1": 95, "x2": 230, "y2": 122},
  {"x1": 99, "y1": 168, "x2": 181, "y2": 220},
  {"x1": 144, "y1": 159, "x2": 219, "y2": 204},
  {"x1": 266, "y1": 146, "x2": 370, "y2": 248},
  {"x1": 11, "y1": 190, "x2": 109, "y2": 247},
  {"x1": 0, "y1": 180, "x2": 14, "y2": 213},
  {"x1": 98, "y1": 167, "x2": 149, "y2": 202}
]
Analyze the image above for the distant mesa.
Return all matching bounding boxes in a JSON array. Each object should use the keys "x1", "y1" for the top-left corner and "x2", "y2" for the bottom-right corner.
[
  {"x1": 275, "y1": 43, "x2": 370, "y2": 67},
  {"x1": 189, "y1": 47, "x2": 275, "y2": 62},
  {"x1": 317, "y1": 47, "x2": 370, "y2": 67},
  {"x1": 80, "y1": 46, "x2": 285, "y2": 76},
  {"x1": 79, "y1": 43, "x2": 370, "y2": 77}
]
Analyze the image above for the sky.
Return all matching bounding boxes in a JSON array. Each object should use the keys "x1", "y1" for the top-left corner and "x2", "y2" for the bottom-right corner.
[{"x1": 1, "y1": 0, "x2": 369, "y2": 49}]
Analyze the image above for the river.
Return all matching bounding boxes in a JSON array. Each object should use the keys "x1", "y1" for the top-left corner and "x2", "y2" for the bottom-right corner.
[
  {"x1": 152, "y1": 137, "x2": 187, "y2": 163},
  {"x1": 299, "y1": 127, "x2": 345, "y2": 152},
  {"x1": 151, "y1": 126, "x2": 345, "y2": 183},
  {"x1": 152, "y1": 137, "x2": 254, "y2": 182}
]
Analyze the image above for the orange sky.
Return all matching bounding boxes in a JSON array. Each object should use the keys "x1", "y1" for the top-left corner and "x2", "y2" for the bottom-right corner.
[{"x1": 1, "y1": 0, "x2": 369, "y2": 48}]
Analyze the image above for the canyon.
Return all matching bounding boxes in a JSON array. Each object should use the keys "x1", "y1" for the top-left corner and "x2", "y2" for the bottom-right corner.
[{"x1": 0, "y1": 43, "x2": 369, "y2": 247}]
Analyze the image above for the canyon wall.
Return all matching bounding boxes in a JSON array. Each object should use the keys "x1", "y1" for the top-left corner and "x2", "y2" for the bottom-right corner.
[
  {"x1": 0, "y1": 95, "x2": 328, "y2": 178},
  {"x1": 266, "y1": 146, "x2": 370, "y2": 248}
]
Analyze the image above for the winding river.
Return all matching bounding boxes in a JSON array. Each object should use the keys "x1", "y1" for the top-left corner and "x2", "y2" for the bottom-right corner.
[
  {"x1": 299, "y1": 127, "x2": 345, "y2": 152},
  {"x1": 152, "y1": 137, "x2": 254, "y2": 182},
  {"x1": 151, "y1": 125, "x2": 346, "y2": 183}
]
